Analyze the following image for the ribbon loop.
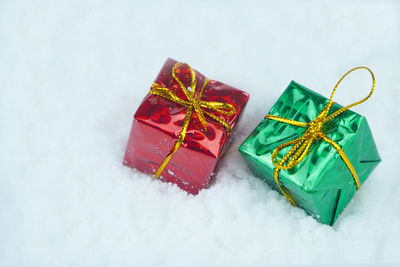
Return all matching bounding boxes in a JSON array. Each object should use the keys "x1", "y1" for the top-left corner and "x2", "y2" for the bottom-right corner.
[
  {"x1": 326, "y1": 66, "x2": 375, "y2": 121},
  {"x1": 149, "y1": 62, "x2": 236, "y2": 178},
  {"x1": 265, "y1": 66, "x2": 375, "y2": 206}
]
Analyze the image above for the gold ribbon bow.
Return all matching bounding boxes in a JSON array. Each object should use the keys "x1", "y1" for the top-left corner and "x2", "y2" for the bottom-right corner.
[
  {"x1": 265, "y1": 67, "x2": 376, "y2": 206},
  {"x1": 149, "y1": 62, "x2": 236, "y2": 178}
]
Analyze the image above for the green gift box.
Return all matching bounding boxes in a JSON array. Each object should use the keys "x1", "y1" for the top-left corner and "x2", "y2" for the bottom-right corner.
[{"x1": 239, "y1": 70, "x2": 381, "y2": 225}]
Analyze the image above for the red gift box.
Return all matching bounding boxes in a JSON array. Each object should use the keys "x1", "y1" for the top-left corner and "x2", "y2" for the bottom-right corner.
[{"x1": 123, "y1": 58, "x2": 249, "y2": 194}]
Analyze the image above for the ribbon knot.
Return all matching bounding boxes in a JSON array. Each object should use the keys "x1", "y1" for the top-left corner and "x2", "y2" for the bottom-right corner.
[
  {"x1": 304, "y1": 118, "x2": 324, "y2": 139},
  {"x1": 266, "y1": 67, "x2": 375, "y2": 206},
  {"x1": 148, "y1": 62, "x2": 236, "y2": 178}
]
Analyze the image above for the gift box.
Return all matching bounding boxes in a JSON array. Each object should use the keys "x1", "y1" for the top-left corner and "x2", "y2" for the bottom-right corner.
[
  {"x1": 238, "y1": 68, "x2": 380, "y2": 225},
  {"x1": 124, "y1": 58, "x2": 249, "y2": 194}
]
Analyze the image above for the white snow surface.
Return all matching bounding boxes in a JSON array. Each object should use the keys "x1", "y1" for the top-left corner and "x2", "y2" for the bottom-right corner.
[{"x1": 1, "y1": 0, "x2": 400, "y2": 265}]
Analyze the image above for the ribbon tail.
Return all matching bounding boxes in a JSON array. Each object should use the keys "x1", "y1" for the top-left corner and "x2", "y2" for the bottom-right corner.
[
  {"x1": 193, "y1": 105, "x2": 208, "y2": 129},
  {"x1": 274, "y1": 169, "x2": 297, "y2": 206},
  {"x1": 323, "y1": 136, "x2": 360, "y2": 190},
  {"x1": 199, "y1": 100, "x2": 236, "y2": 116},
  {"x1": 202, "y1": 110, "x2": 232, "y2": 132},
  {"x1": 155, "y1": 107, "x2": 192, "y2": 178},
  {"x1": 272, "y1": 139, "x2": 305, "y2": 207}
]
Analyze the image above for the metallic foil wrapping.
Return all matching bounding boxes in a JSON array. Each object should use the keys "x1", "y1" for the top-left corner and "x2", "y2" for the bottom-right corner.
[
  {"x1": 124, "y1": 58, "x2": 249, "y2": 194},
  {"x1": 239, "y1": 81, "x2": 380, "y2": 225}
]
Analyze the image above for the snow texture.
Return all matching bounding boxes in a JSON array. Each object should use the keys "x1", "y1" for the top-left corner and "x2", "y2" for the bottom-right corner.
[{"x1": 1, "y1": 0, "x2": 400, "y2": 265}]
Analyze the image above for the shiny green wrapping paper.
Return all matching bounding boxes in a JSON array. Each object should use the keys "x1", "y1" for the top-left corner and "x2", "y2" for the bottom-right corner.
[{"x1": 239, "y1": 81, "x2": 381, "y2": 225}]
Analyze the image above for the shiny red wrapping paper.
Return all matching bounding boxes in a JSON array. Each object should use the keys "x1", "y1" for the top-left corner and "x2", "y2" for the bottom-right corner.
[{"x1": 123, "y1": 58, "x2": 249, "y2": 194}]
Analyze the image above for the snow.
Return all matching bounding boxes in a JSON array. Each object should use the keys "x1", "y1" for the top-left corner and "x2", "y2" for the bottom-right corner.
[{"x1": 1, "y1": 0, "x2": 400, "y2": 265}]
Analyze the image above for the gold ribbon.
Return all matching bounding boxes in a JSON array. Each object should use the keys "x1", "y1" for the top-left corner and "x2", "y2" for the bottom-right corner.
[
  {"x1": 149, "y1": 62, "x2": 236, "y2": 178},
  {"x1": 265, "y1": 67, "x2": 375, "y2": 206}
]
